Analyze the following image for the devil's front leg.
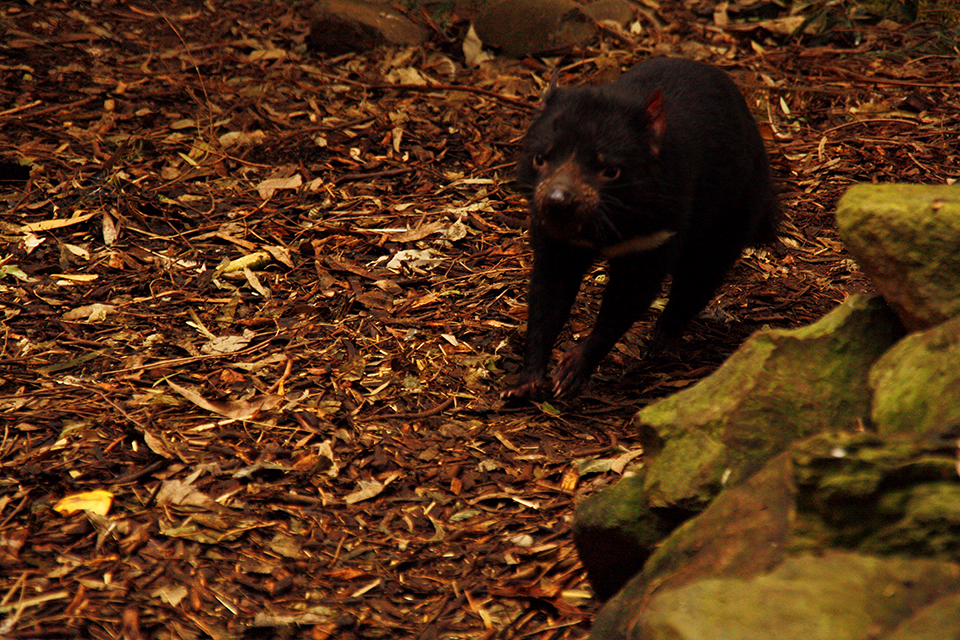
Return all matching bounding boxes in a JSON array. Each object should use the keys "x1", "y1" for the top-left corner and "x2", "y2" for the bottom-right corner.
[
  {"x1": 502, "y1": 230, "x2": 594, "y2": 400},
  {"x1": 553, "y1": 250, "x2": 672, "y2": 398}
]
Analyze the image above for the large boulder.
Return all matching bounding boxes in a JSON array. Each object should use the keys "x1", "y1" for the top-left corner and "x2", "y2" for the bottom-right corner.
[
  {"x1": 573, "y1": 295, "x2": 905, "y2": 599},
  {"x1": 589, "y1": 429, "x2": 960, "y2": 639},
  {"x1": 595, "y1": 552, "x2": 960, "y2": 640},
  {"x1": 572, "y1": 475, "x2": 676, "y2": 601},
  {"x1": 637, "y1": 294, "x2": 903, "y2": 513},
  {"x1": 837, "y1": 183, "x2": 960, "y2": 330}
]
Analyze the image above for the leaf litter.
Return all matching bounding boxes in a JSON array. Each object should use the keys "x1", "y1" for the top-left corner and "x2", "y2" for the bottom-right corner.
[{"x1": 0, "y1": 0, "x2": 958, "y2": 638}]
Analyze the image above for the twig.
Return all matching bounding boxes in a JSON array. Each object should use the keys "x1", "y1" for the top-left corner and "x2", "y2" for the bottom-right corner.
[
  {"x1": 0, "y1": 97, "x2": 96, "y2": 120},
  {"x1": 369, "y1": 397, "x2": 455, "y2": 421}
]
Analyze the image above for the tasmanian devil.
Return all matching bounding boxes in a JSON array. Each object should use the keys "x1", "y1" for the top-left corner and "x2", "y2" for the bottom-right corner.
[{"x1": 503, "y1": 57, "x2": 779, "y2": 400}]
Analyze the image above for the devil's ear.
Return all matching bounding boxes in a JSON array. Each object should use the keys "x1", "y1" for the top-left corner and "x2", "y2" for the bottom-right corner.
[
  {"x1": 548, "y1": 66, "x2": 560, "y2": 92},
  {"x1": 641, "y1": 88, "x2": 665, "y2": 157},
  {"x1": 535, "y1": 68, "x2": 562, "y2": 112}
]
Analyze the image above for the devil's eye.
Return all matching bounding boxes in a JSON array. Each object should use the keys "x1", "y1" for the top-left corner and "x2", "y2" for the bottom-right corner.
[
  {"x1": 532, "y1": 154, "x2": 547, "y2": 169},
  {"x1": 601, "y1": 166, "x2": 621, "y2": 180}
]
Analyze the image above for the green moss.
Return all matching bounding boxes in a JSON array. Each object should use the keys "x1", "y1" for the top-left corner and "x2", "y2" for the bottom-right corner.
[
  {"x1": 870, "y1": 316, "x2": 960, "y2": 437},
  {"x1": 789, "y1": 432, "x2": 960, "y2": 559}
]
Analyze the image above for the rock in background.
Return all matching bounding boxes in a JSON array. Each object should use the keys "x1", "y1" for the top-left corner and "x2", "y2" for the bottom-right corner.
[
  {"x1": 305, "y1": 0, "x2": 639, "y2": 59},
  {"x1": 470, "y1": 0, "x2": 637, "y2": 59},
  {"x1": 472, "y1": 0, "x2": 598, "y2": 57},
  {"x1": 307, "y1": 0, "x2": 427, "y2": 56}
]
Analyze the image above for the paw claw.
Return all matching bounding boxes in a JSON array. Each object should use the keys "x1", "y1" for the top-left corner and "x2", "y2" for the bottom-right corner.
[
  {"x1": 553, "y1": 346, "x2": 589, "y2": 398},
  {"x1": 501, "y1": 375, "x2": 547, "y2": 402}
]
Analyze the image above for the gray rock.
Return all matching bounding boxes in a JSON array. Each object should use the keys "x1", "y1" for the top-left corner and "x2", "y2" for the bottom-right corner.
[
  {"x1": 837, "y1": 183, "x2": 960, "y2": 331},
  {"x1": 789, "y1": 430, "x2": 960, "y2": 557},
  {"x1": 472, "y1": 0, "x2": 597, "y2": 57},
  {"x1": 573, "y1": 295, "x2": 905, "y2": 600},
  {"x1": 594, "y1": 552, "x2": 960, "y2": 640},
  {"x1": 637, "y1": 294, "x2": 903, "y2": 512},
  {"x1": 573, "y1": 475, "x2": 674, "y2": 601},
  {"x1": 869, "y1": 314, "x2": 960, "y2": 439},
  {"x1": 590, "y1": 430, "x2": 960, "y2": 639},
  {"x1": 887, "y1": 591, "x2": 960, "y2": 640},
  {"x1": 307, "y1": 0, "x2": 427, "y2": 56}
]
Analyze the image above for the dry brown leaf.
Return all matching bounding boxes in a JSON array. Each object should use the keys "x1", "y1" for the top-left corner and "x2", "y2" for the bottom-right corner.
[
  {"x1": 142, "y1": 431, "x2": 177, "y2": 459},
  {"x1": 257, "y1": 174, "x2": 302, "y2": 199},
  {"x1": 167, "y1": 380, "x2": 282, "y2": 420}
]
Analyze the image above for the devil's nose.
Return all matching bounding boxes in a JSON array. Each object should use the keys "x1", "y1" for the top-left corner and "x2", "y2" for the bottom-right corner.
[{"x1": 543, "y1": 187, "x2": 575, "y2": 211}]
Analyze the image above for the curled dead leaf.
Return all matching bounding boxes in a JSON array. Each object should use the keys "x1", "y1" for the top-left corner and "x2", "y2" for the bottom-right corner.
[{"x1": 53, "y1": 490, "x2": 114, "y2": 516}]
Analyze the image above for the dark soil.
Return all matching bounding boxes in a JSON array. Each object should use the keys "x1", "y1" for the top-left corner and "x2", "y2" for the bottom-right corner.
[{"x1": 1, "y1": 1, "x2": 957, "y2": 638}]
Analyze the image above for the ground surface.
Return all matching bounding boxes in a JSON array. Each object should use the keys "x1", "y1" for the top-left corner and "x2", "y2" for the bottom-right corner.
[{"x1": 1, "y1": 1, "x2": 958, "y2": 638}]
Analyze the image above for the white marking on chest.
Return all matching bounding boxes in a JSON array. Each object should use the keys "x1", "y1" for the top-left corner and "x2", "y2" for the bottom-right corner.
[{"x1": 573, "y1": 229, "x2": 677, "y2": 258}]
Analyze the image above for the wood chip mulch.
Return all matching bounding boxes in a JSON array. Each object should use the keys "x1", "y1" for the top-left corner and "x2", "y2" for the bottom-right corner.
[{"x1": 1, "y1": 1, "x2": 958, "y2": 638}]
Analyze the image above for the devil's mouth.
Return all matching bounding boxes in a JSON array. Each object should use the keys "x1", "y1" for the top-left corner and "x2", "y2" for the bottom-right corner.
[{"x1": 538, "y1": 213, "x2": 584, "y2": 241}]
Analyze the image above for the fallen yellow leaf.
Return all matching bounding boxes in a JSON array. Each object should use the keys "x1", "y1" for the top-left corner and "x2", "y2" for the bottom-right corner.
[{"x1": 53, "y1": 490, "x2": 114, "y2": 516}]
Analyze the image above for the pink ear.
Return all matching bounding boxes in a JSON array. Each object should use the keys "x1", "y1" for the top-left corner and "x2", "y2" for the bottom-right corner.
[{"x1": 644, "y1": 89, "x2": 665, "y2": 157}]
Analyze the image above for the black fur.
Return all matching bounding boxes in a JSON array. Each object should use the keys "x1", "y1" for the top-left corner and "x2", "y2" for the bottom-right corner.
[{"x1": 504, "y1": 57, "x2": 779, "y2": 400}]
